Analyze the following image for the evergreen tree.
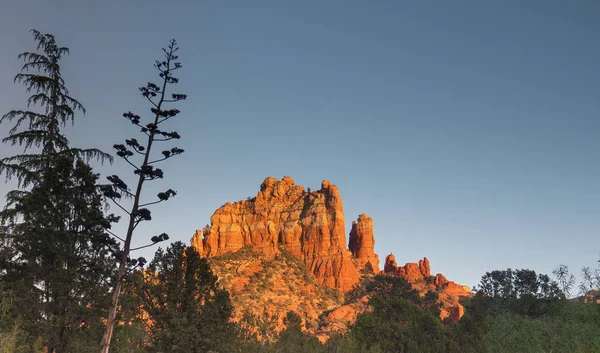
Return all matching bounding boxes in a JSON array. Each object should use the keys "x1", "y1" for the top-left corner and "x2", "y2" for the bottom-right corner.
[
  {"x1": 0, "y1": 30, "x2": 117, "y2": 353},
  {"x1": 476, "y1": 268, "x2": 563, "y2": 299},
  {"x1": 134, "y1": 242, "x2": 235, "y2": 353},
  {"x1": 0, "y1": 30, "x2": 109, "y2": 186},
  {"x1": 473, "y1": 269, "x2": 564, "y2": 318},
  {"x1": 99, "y1": 39, "x2": 185, "y2": 353}
]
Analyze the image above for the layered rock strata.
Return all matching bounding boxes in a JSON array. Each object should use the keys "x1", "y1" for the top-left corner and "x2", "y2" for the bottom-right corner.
[
  {"x1": 190, "y1": 176, "x2": 472, "y2": 331},
  {"x1": 191, "y1": 176, "x2": 360, "y2": 291}
]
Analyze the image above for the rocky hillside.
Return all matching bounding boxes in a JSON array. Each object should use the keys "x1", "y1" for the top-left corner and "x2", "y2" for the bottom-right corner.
[
  {"x1": 207, "y1": 246, "x2": 343, "y2": 341},
  {"x1": 190, "y1": 176, "x2": 471, "y2": 339},
  {"x1": 382, "y1": 254, "x2": 471, "y2": 321}
]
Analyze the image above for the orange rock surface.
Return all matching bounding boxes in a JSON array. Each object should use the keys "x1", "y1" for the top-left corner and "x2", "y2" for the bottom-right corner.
[
  {"x1": 191, "y1": 176, "x2": 360, "y2": 291},
  {"x1": 434, "y1": 273, "x2": 449, "y2": 287},
  {"x1": 189, "y1": 176, "x2": 473, "y2": 338},
  {"x1": 419, "y1": 257, "x2": 431, "y2": 277},
  {"x1": 383, "y1": 253, "x2": 471, "y2": 322},
  {"x1": 383, "y1": 254, "x2": 431, "y2": 281},
  {"x1": 348, "y1": 214, "x2": 380, "y2": 272},
  {"x1": 450, "y1": 304, "x2": 465, "y2": 323}
]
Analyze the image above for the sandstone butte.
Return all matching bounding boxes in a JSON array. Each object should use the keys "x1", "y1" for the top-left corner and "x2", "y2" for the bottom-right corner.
[
  {"x1": 190, "y1": 176, "x2": 471, "y2": 333},
  {"x1": 191, "y1": 176, "x2": 364, "y2": 291}
]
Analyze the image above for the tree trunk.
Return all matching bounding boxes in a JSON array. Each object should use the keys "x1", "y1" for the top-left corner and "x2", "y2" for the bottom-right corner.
[
  {"x1": 99, "y1": 254, "x2": 127, "y2": 353},
  {"x1": 99, "y1": 41, "x2": 175, "y2": 353}
]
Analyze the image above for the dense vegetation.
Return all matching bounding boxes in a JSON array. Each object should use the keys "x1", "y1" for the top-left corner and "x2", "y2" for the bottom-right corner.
[
  {"x1": 0, "y1": 31, "x2": 598, "y2": 353},
  {"x1": 233, "y1": 270, "x2": 599, "y2": 353}
]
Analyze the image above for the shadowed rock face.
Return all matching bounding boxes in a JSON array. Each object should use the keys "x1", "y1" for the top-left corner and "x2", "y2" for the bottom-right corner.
[
  {"x1": 348, "y1": 214, "x2": 380, "y2": 273},
  {"x1": 384, "y1": 253, "x2": 399, "y2": 274},
  {"x1": 190, "y1": 176, "x2": 360, "y2": 291}
]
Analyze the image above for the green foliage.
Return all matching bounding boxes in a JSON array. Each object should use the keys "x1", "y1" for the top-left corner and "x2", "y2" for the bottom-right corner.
[
  {"x1": 353, "y1": 275, "x2": 441, "y2": 315},
  {"x1": 209, "y1": 245, "x2": 343, "y2": 342},
  {"x1": 475, "y1": 268, "x2": 563, "y2": 299},
  {"x1": 348, "y1": 275, "x2": 474, "y2": 353},
  {"x1": 0, "y1": 158, "x2": 118, "y2": 353},
  {"x1": 578, "y1": 255, "x2": 600, "y2": 297},
  {"x1": 270, "y1": 326, "x2": 322, "y2": 353},
  {"x1": 0, "y1": 29, "x2": 111, "y2": 188},
  {"x1": 473, "y1": 268, "x2": 565, "y2": 318},
  {"x1": 98, "y1": 260, "x2": 600, "y2": 353},
  {"x1": 553, "y1": 264, "x2": 576, "y2": 298},
  {"x1": 0, "y1": 30, "x2": 117, "y2": 353},
  {"x1": 0, "y1": 291, "x2": 19, "y2": 353},
  {"x1": 134, "y1": 242, "x2": 235, "y2": 353},
  {"x1": 483, "y1": 301, "x2": 600, "y2": 353},
  {"x1": 458, "y1": 268, "x2": 600, "y2": 352},
  {"x1": 210, "y1": 245, "x2": 258, "y2": 263},
  {"x1": 555, "y1": 255, "x2": 600, "y2": 303}
]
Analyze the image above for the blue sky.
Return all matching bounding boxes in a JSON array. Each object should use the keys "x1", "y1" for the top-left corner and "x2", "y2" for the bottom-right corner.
[{"x1": 0, "y1": 0, "x2": 598, "y2": 290}]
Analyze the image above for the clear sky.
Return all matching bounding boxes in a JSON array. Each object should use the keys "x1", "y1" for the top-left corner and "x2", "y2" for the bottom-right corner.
[{"x1": 0, "y1": 0, "x2": 598, "y2": 290}]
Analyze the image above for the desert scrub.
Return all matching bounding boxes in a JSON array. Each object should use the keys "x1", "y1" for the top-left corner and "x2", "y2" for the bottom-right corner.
[{"x1": 483, "y1": 301, "x2": 600, "y2": 353}]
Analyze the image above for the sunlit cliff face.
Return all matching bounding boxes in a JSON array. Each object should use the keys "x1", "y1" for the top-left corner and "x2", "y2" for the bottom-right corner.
[{"x1": 189, "y1": 176, "x2": 472, "y2": 339}]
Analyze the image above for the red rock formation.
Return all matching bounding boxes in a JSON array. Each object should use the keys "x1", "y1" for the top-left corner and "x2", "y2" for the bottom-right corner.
[
  {"x1": 419, "y1": 257, "x2": 431, "y2": 277},
  {"x1": 399, "y1": 263, "x2": 424, "y2": 282},
  {"x1": 348, "y1": 214, "x2": 380, "y2": 272},
  {"x1": 382, "y1": 253, "x2": 471, "y2": 322},
  {"x1": 434, "y1": 273, "x2": 449, "y2": 287},
  {"x1": 318, "y1": 295, "x2": 370, "y2": 340},
  {"x1": 189, "y1": 176, "x2": 473, "y2": 334},
  {"x1": 442, "y1": 282, "x2": 471, "y2": 298},
  {"x1": 190, "y1": 176, "x2": 360, "y2": 291},
  {"x1": 383, "y1": 254, "x2": 431, "y2": 282},
  {"x1": 449, "y1": 304, "x2": 465, "y2": 322},
  {"x1": 383, "y1": 253, "x2": 398, "y2": 274},
  {"x1": 190, "y1": 229, "x2": 204, "y2": 256}
]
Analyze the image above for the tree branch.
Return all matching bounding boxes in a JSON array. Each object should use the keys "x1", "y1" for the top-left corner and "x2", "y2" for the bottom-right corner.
[
  {"x1": 157, "y1": 117, "x2": 174, "y2": 125},
  {"x1": 122, "y1": 157, "x2": 140, "y2": 170},
  {"x1": 108, "y1": 198, "x2": 132, "y2": 215},
  {"x1": 120, "y1": 189, "x2": 135, "y2": 198},
  {"x1": 130, "y1": 243, "x2": 159, "y2": 252},
  {"x1": 123, "y1": 267, "x2": 137, "y2": 279},
  {"x1": 106, "y1": 229, "x2": 125, "y2": 243},
  {"x1": 145, "y1": 96, "x2": 158, "y2": 108},
  {"x1": 147, "y1": 157, "x2": 169, "y2": 164},
  {"x1": 139, "y1": 199, "x2": 164, "y2": 207}
]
